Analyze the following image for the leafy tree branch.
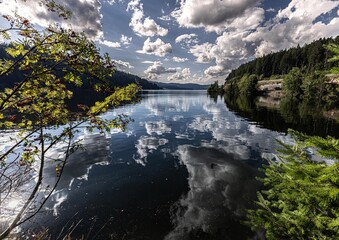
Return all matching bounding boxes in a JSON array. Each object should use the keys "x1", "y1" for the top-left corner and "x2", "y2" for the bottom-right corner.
[{"x1": 0, "y1": 0, "x2": 139, "y2": 238}]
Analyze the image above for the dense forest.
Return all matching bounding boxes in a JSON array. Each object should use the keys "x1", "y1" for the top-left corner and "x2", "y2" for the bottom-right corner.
[{"x1": 226, "y1": 36, "x2": 339, "y2": 81}]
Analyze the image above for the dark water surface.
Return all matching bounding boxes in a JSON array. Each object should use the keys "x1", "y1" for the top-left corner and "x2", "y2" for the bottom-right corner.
[{"x1": 26, "y1": 90, "x2": 338, "y2": 239}]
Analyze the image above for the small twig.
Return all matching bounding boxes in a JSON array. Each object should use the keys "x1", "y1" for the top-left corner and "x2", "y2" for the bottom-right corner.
[
  {"x1": 91, "y1": 217, "x2": 113, "y2": 240},
  {"x1": 56, "y1": 212, "x2": 79, "y2": 240},
  {"x1": 63, "y1": 219, "x2": 83, "y2": 240}
]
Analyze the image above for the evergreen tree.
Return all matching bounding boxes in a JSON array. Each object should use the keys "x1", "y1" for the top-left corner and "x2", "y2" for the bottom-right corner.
[
  {"x1": 247, "y1": 130, "x2": 339, "y2": 240},
  {"x1": 208, "y1": 80, "x2": 222, "y2": 93},
  {"x1": 325, "y1": 43, "x2": 339, "y2": 74}
]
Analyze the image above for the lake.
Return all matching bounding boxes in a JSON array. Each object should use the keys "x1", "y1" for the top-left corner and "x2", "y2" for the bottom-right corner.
[{"x1": 22, "y1": 90, "x2": 338, "y2": 239}]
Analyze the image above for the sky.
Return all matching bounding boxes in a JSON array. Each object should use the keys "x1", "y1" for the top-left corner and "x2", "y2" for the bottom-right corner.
[{"x1": 0, "y1": 0, "x2": 339, "y2": 84}]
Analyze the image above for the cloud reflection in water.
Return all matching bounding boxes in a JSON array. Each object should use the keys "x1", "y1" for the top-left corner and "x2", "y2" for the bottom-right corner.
[
  {"x1": 165, "y1": 145, "x2": 260, "y2": 239},
  {"x1": 144, "y1": 120, "x2": 172, "y2": 135},
  {"x1": 42, "y1": 132, "x2": 113, "y2": 217},
  {"x1": 133, "y1": 136, "x2": 169, "y2": 166}
]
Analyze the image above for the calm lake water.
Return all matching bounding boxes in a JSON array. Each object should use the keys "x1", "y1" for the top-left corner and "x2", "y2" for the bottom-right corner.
[{"x1": 25, "y1": 90, "x2": 338, "y2": 239}]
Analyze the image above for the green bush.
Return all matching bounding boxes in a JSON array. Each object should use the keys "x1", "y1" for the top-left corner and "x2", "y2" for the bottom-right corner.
[
  {"x1": 282, "y1": 67, "x2": 303, "y2": 99},
  {"x1": 301, "y1": 73, "x2": 338, "y2": 107},
  {"x1": 301, "y1": 73, "x2": 326, "y2": 104},
  {"x1": 237, "y1": 74, "x2": 258, "y2": 97},
  {"x1": 208, "y1": 81, "x2": 223, "y2": 93}
]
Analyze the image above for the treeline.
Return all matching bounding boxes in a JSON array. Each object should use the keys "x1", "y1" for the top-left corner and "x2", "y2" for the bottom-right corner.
[
  {"x1": 223, "y1": 68, "x2": 338, "y2": 108},
  {"x1": 208, "y1": 81, "x2": 224, "y2": 94},
  {"x1": 226, "y1": 36, "x2": 339, "y2": 81},
  {"x1": 109, "y1": 71, "x2": 160, "y2": 89}
]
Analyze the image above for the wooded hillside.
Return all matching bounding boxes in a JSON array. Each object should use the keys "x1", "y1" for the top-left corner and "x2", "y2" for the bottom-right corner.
[{"x1": 226, "y1": 36, "x2": 339, "y2": 81}]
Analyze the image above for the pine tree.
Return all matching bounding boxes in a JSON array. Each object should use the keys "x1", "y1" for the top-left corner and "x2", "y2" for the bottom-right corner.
[
  {"x1": 324, "y1": 43, "x2": 339, "y2": 74},
  {"x1": 247, "y1": 130, "x2": 339, "y2": 240}
]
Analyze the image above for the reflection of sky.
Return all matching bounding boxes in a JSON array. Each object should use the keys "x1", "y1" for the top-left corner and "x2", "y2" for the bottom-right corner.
[
  {"x1": 111, "y1": 91, "x2": 291, "y2": 238},
  {"x1": 189, "y1": 101, "x2": 291, "y2": 160},
  {"x1": 43, "y1": 132, "x2": 113, "y2": 214},
  {"x1": 1, "y1": 91, "x2": 294, "y2": 238},
  {"x1": 133, "y1": 136, "x2": 168, "y2": 166},
  {"x1": 0, "y1": 129, "x2": 113, "y2": 229},
  {"x1": 142, "y1": 93, "x2": 206, "y2": 116},
  {"x1": 165, "y1": 145, "x2": 260, "y2": 239},
  {"x1": 143, "y1": 120, "x2": 172, "y2": 135},
  {"x1": 112, "y1": 91, "x2": 290, "y2": 238}
]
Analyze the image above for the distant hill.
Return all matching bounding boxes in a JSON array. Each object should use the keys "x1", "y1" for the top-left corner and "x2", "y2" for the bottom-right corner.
[
  {"x1": 154, "y1": 82, "x2": 209, "y2": 90},
  {"x1": 110, "y1": 71, "x2": 160, "y2": 90},
  {"x1": 0, "y1": 44, "x2": 160, "y2": 110},
  {"x1": 226, "y1": 36, "x2": 339, "y2": 82}
]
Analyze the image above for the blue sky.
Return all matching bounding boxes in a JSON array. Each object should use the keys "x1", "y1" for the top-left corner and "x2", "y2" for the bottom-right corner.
[{"x1": 1, "y1": 0, "x2": 339, "y2": 84}]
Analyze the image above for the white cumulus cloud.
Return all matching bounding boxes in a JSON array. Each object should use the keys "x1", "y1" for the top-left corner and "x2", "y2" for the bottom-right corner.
[
  {"x1": 120, "y1": 34, "x2": 132, "y2": 45},
  {"x1": 186, "y1": 0, "x2": 339, "y2": 78},
  {"x1": 158, "y1": 15, "x2": 172, "y2": 21},
  {"x1": 127, "y1": 0, "x2": 168, "y2": 37},
  {"x1": 175, "y1": 33, "x2": 199, "y2": 48},
  {"x1": 144, "y1": 61, "x2": 176, "y2": 79},
  {"x1": 204, "y1": 31, "x2": 252, "y2": 77},
  {"x1": 246, "y1": 0, "x2": 339, "y2": 57},
  {"x1": 105, "y1": 0, "x2": 124, "y2": 4},
  {"x1": 189, "y1": 43, "x2": 214, "y2": 63},
  {"x1": 112, "y1": 59, "x2": 134, "y2": 69},
  {"x1": 138, "y1": 38, "x2": 172, "y2": 57},
  {"x1": 173, "y1": 56, "x2": 189, "y2": 62},
  {"x1": 168, "y1": 68, "x2": 191, "y2": 81},
  {"x1": 0, "y1": 0, "x2": 104, "y2": 39},
  {"x1": 98, "y1": 39, "x2": 121, "y2": 48},
  {"x1": 171, "y1": 0, "x2": 263, "y2": 33}
]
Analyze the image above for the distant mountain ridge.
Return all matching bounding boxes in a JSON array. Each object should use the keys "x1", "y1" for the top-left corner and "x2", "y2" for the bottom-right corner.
[
  {"x1": 111, "y1": 72, "x2": 209, "y2": 90},
  {"x1": 110, "y1": 71, "x2": 160, "y2": 89},
  {"x1": 154, "y1": 82, "x2": 209, "y2": 90}
]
